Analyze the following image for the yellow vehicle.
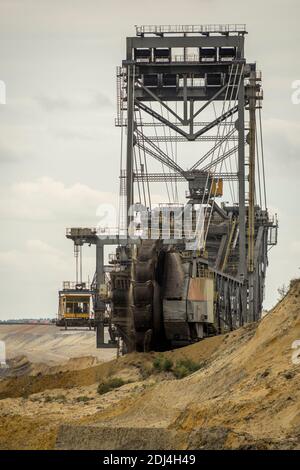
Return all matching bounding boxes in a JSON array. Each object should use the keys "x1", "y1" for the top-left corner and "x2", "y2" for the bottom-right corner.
[{"x1": 57, "y1": 281, "x2": 94, "y2": 329}]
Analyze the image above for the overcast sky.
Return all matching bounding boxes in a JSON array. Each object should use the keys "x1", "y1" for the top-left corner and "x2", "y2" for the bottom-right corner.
[{"x1": 0, "y1": 0, "x2": 299, "y2": 318}]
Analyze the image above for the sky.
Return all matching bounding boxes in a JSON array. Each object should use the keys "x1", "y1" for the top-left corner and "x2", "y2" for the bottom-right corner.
[{"x1": 0, "y1": 0, "x2": 299, "y2": 318}]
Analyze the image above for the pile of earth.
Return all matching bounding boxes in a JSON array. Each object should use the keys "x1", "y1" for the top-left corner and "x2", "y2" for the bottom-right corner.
[{"x1": 0, "y1": 279, "x2": 299, "y2": 450}]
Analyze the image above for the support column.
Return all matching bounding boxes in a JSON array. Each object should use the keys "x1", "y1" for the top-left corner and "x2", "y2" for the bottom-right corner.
[
  {"x1": 237, "y1": 69, "x2": 247, "y2": 320},
  {"x1": 126, "y1": 65, "x2": 135, "y2": 231},
  {"x1": 95, "y1": 241, "x2": 105, "y2": 346},
  {"x1": 247, "y1": 70, "x2": 257, "y2": 321}
]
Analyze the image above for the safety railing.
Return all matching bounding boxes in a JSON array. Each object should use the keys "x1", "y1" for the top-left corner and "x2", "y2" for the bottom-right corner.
[
  {"x1": 173, "y1": 54, "x2": 199, "y2": 63},
  {"x1": 66, "y1": 227, "x2": 97, "y2": 237},
  {"x1": 136, "y1": 24, "x2": 247, "y2": 36},
  {"x1": 62, "y1": 281, "x2": 91, "y2": 291}
]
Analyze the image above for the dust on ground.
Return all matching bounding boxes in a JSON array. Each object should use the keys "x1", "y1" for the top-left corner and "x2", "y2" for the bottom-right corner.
[{"x1": 0, "y1": 280, "x2": 300, "y2": 450}]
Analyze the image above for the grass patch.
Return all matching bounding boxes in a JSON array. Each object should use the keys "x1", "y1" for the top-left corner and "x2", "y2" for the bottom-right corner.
[
  {"x1": 139, "y1": 363, "x2": 154, "y2": 379},
  {"x1": 44, "y1": 394, "x2": 67, "y2": 403},
  {"x1": 97, "y1": 377, "x2": 127, "y2": 395},
  {"x1": 152, "y1": 355, "x2": 173, "y2": 373},
  {"x1": 152, "y1": 355, "x2": 202, "y2": 379},
  {"x1": 76, "y1": 395, "x2": 91, "y2": 403},
  {"x1": 173, "y1": 358, "x2": 202, "y2": 379}
]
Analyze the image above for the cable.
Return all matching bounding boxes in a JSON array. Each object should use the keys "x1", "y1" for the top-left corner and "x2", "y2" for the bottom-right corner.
[
  {"x1": 136, "y1": 133, "x2": 147, "y2": 207},
  {"x1": 212, "y1": 102, "x2": 236, "y2": 203},
  {"x1": 138, "y1": 107, "x2": 152, "y2": 209},
  {"x1": 205, "y1": 64, "x2": 243, "y2": 237},
  {"x1": 197, "y1": 63, "x2": 236, "y2": 248},
  {"x1": 166, "y1": 105, "x2": 177, "y2": 203},
  {"x1": 255, "y1": 126, "x2": 262, "y2": 209},
  {"x1": 192, "y1": 64, "x2": 235, "y2": 251},
  {"x1": 204, "y1": 64, "x2": 241, "y2": 217},
  {"x1": 204, "y1": 63, "x2": 244, "y2": 248},
  {"x1": 149, "y1": 101, "x2": 171, "y2": 203},
  {"x1": 134, "y1": 146, "x2": 142, "y2": 203},
  {"x1": 258, "y1": 107, "x2": 267, "y2": 209}
]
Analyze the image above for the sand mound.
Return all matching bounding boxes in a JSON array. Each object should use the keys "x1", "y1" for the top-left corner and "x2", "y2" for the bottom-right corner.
[
  {"x1": 1, "y1": 280, "x2": 300, "y2": 449},
  {"x1": 56, "y1": 279, "x2": 300, "y2": 449},
  {"x1": 0, "y1": 355, "x2": 101, "y2": 379}
]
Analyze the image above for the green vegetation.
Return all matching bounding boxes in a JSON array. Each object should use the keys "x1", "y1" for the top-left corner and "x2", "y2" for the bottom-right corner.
[
  {"x1": 152, "y1": 355, "x2": 202, "y2": 379},
  {"x1": 76, "y1": 395, "x2": 91, "y2": 403},
  {"x1": 139, "y1": 363, "x2": 154, "y2": 379},
  {"x1": 153, "y1": 355, "x2": 173, "y2": 372},
  {"x1": 97, "y1": 377, "x2": 126, "y2": 395},
  {"x1": 44, "y1": 394, "x2": 66, "y2": 403}
]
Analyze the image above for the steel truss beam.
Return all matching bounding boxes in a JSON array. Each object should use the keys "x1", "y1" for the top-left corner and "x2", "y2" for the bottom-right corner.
[
  {"x1": 213, "y1": 271, "x2": 244, "y2": 332},
  {"x1": 201, "y1": 146, "x2": 238, "y2": 171},
  {"x1": 136, "y1": 141, "x2": 181, "y2": 173},
  {"x1": 131, "y1": 172, "x2": 238, "y2": 182},
  {"x1": 116, "y1": 118, "x2": 247, "y2": 128},
  {"x1": 190, "y1": 128, "x2": 237, "y2": 170},
  {"x1": 136, "y1": 135, "x2": 238, "y2": 142},
  {"x1": 135, "y1": 129, "x2": 185, "y2": 174},
  {"x1": 135, "y1": 96, "x2": 239, "y2": 142}
]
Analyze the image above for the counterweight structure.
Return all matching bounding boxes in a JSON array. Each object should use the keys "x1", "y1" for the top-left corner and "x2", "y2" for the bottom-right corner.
[{"x1": 66, "y1": 25, "x2": 278, "y2": 352}]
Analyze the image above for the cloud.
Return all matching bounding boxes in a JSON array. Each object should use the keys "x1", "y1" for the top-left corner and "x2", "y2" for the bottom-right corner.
[
  {"x1": 0, "y1": 145, "x2": 22, "y2": 164},
  {"x1": 35, "y1": 95, "x2": 71, "y2": 111},
  {"x1": 90, "y1": 92, "x2": 112, "y2": 108},
  {"x1": 0, "y1": 239, "x2": 67, "y2": 274},
  {"x1": 54, "y1": 128, "x2": 96, "y2": 141},
  {"x1": 0, "y1": 177, "x2": 118, "y2": 223},
  {"x1": 35, "y1": 91, "x2": 112, "y2": 111},
  {"x1": 264, "y1": 118, "x2": 300, "y2": 163},
  {"x1": 290, "y1": 241, "x2": 300, "y2": 256}
]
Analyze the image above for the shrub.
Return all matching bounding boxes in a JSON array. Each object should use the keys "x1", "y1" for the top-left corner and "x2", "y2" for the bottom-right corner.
[
  {"x1": 177, "y1": 358, "x2": 201, "y2": 373},
  {"x1": 173, "y1": 358, "x2": 202, "y2": 379},
  {"x1": 76, "y1": 396, "x2": 91, "y2": 403},
  {"x1": 152, "y1": 355, "x2": 173, "y2": 373},
  {"x1": 152, "y1": 356, "x2": 163, "y2": 371},
  {"x1": 44, "y1": 394, "x2": 66, "y2": 403},
  {"x1": 162, "y1": 358, "x2": 173, "y2": 372},
  {"x1": 97, "y1": 377, "x2": 126, "y2": 395},
  {"x1": 140, "y1": 363, "x2": 154, "y2": 379},
  {"x1": 152, "y1": 355, "x2": 202, "y2": 379},
  {"x1": 173, "y1": 364, "x2": 189, "y2": 379},
  {"x1": 44, "y1": 395, "x2": 54, "y2": 403}
]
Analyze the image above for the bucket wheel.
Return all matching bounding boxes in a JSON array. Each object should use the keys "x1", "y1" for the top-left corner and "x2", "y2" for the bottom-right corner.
[{"x1": 131, "y1": 240, "x2": 166, "y2": 351}]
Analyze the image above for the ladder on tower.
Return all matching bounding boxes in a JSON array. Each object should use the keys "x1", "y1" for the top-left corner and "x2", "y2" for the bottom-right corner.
[{"x1": 119, "y1": 170, "x2": 127, "y2": 236}]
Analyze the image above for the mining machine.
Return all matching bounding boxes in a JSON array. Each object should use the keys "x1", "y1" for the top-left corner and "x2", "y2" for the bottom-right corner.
[{"x1": 66, "y1": 25, "x2": 278, "y2": 352}]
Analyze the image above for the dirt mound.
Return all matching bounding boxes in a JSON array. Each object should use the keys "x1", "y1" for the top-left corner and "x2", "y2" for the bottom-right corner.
[
  {"x1": 0, "y1": 351, "x2": 150, "y2": 398},
  {"x1": 1, "y1": 279, "x2": 300, "y2": 449},
  {"x1": 55, "y1": 279, "x2": 300, "y2": 449},
  {"x1": 0, "y1": 355, "x2": 101, "y2": 379}
]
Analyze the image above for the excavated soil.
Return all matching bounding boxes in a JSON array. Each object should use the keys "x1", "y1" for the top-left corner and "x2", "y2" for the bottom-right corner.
[{"x1": 0, "y1": 280, "x2": 300, "y2": 450}]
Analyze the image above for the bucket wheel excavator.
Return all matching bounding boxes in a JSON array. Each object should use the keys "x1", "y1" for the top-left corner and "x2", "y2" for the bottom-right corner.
[{"x1": 66, "y1": 25, "x2": 278, "y2": 352}]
